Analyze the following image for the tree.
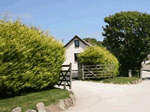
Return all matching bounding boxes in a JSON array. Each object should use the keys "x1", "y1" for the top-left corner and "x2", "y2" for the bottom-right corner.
[
  {"x1": 0, "y1": 10, "x2": 13, "y2": 21},
  {"x1": 83, "y1": 38, "x2": 103, "y2": 46},
  {"x1": 102, "y1": 11, "x2": 150, "y2": 77}
]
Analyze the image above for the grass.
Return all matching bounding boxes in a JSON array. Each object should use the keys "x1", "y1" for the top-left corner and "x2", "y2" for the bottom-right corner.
[
  {"x1": 103, "y1": 77, "x2": 139, "y2": 84},
  {"x1": 146, "y1": 62, "x2": 150, "y2": 65},
  {"x1": 0, "y1": 88, "x2": 70, "y2": 112},
  {"x1": 84, "y1": 77, "x2": 139, "y2": 84}
]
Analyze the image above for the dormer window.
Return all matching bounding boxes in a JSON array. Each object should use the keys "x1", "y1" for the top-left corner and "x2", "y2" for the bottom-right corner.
[{"x1": 75, "y1": 40, "x2": 79, "y2": 47}]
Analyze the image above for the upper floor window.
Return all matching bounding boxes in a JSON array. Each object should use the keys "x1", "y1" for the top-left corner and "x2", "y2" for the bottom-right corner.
[{"x1": 75, "y1": 40, "x2": 79, "y2": 47}]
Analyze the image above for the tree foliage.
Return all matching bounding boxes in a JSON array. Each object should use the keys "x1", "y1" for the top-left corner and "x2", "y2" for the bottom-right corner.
[
  {"x1": 0, "y1": 20, "x2": 65, "y2": 96},
  {"x1": 102, "y1": 11, "x2": 150, "y2": 76},
  {"x1": 83, "y1": 38, "x2": 103, "y2": 46},
  {"x1": 79, "y1": 46, "x2": 119, "y2": 76}
]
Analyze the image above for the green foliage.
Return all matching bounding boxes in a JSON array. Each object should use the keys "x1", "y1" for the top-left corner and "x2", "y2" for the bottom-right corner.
[
  {"x1": 83, "y1": 38, "x2": 103, "y2": 46},
  {"x1": 102, "y1": 11, "x2": 150, "y2": 76},
  {"x1": 79, "y1": 46, "x2": 119, "y2": 76},
  {"x1": 0, "y1": 20, "x2": 65, "y2": 95}
]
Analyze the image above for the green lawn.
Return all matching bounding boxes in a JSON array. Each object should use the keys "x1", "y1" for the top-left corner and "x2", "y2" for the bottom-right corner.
[
  {"x1": 146, "y1": 62, "x2": 150, "y2": 65},
  {"x1": 84, "y1": 77, "x2": 139, "y2": 84},
  {"x1": 0, "y1": 88, "x2": 70, "y2": 112},
  {"x1": 103, "y1": 77, "x2": 139, "y2": 84}
]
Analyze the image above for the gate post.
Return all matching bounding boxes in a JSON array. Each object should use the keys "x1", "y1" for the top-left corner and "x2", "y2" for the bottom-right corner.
[
  {"x1": 64, "y1": 82, "x2": 66, "y2": 90},
  {"x1": 82, "y1": 65, "x2": 84, "y2": 80},
  {"x1": 129, "y1": 70, "x2": 132, "y2": 78},
  {"x1": 78, "y1": 60, "x2": 81, "y2": 80},
  {"x1": 69, "y1": 63, "x2": 72, "y2": 89}
]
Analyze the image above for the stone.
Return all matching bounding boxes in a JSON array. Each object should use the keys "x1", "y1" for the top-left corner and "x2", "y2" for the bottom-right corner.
[
  {"x1": 57, "y1": 100, "x2": 67, "y2": 111},
  {"x1": 26, "y1": 109, "x2": 36, "y2": 112},
  {"x1": 46, "y1": 104, "x2": 61, "y2": 112},
  {"x1": 12, "y1": 107, "x2": 21, "y2": 112},
  {"x1": 69, "y1": 93, "x2": 76, "y2": 104},
  {"x1": 127, "y1": 82, "x2": 130, "y2": 85},
  {"x1": 69, "y1": 90, "x2": 74, "y2": 94},
  {"x1": 99, "y1": 81, "x2": 103, "y2": 83},
  {"x1": 64, "y1": 98, "x2": 73, "y2": 109},
  {"x1": 36, "y1": 102, "x2": 47, "y2": 112}
]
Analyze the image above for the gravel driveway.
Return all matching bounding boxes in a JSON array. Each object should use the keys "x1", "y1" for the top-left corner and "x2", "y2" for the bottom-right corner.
[{"x1": 59, "y1": 71, "x2": 150, "y2": 112}]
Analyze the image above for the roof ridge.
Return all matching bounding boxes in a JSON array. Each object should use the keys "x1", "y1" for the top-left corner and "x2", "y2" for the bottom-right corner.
[{"x1": 64, "y1": 35, "x2": 92, "y2": 47}]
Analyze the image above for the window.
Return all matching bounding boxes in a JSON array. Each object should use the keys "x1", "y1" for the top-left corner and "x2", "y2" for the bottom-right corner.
[
  {"x1": 75, "y1": 40, "x2": 79, "y2": 47},
  {"x1": 74, "y1": 53, "x2": 79, "y2": 62}
]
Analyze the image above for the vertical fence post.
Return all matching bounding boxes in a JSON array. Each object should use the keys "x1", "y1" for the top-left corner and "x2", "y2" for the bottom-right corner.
[
  {"x1": 69, "y1": 63, "x2": 72, "y2": 89},
  {"x1": 111, "y1": 61, "x2": 114, "y2": 78},
  {"x1": 129, "y1": 70, "x2": 132, "y2": 78},
  {"x1": 78, "y1": 60, "x2": 81, "y2": 80},
  {"x1": 64, "y1": 82, "x2": 66, "y2": 89},
  {"x1": 140, "y1": 68, "x2": 142, "y2": 79},
  {"x1": 82, "y1": 65, "x2": 84, "y2": 80}
]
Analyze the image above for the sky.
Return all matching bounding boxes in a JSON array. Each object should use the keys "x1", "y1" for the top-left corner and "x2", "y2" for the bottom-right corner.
[{"x1": 0, "y1": 0, "x2": 150, "y2": 44}]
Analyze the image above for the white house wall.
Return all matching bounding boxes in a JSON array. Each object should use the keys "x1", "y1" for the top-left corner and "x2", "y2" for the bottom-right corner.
[{"x1": 63, "y1": 37, "x2": 88, "y2": 70}]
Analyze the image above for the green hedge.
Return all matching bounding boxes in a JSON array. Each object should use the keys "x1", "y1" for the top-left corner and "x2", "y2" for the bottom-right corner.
[
  {"x1": 0, "y1": 20, "x2": 65, "y2": 95},
  {"x1": 79, "y1": 46, "x2": 119, "y2": 76}
]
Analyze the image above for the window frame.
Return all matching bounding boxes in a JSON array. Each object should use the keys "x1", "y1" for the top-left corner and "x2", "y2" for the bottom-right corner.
[
  {"x1": 74, "y1": 53, "x2": 79, "y2": 63},
  {"x1": 74, "y1": 40, "x2": 79, "y2": 47}
]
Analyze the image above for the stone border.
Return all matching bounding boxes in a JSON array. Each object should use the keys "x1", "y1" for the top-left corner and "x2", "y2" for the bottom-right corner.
[
  {"x1": 12, "y1": 91, "x2": 76, "y2": 112},
  {"x1": 99, "y1": 79, "x2": 142, "y2": 85}
]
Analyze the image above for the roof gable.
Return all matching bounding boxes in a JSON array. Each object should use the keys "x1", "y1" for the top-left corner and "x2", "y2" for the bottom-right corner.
[{"x1": 64, "y1": 35, "x2": 92, "y2": 47}]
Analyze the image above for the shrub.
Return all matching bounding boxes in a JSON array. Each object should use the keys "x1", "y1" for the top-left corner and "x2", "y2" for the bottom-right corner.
[
  {"x1": 79, "y1": 46, "x2": 119, "y2": 77},
  {"x1": 0, "y1": 20, "x2": 65, "y2": 95}
]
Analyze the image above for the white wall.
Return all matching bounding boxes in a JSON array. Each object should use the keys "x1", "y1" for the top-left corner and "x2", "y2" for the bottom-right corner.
[{"x1": 63, "y1": 37, "x2": 88, "y2": 70}]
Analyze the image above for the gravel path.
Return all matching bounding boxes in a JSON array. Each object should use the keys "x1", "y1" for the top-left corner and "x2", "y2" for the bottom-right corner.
[{"x1": 60, "y1": 71, "x2": 150, "y2": 112}]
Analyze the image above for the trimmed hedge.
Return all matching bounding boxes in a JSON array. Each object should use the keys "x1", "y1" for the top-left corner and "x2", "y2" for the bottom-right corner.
[
  {"x1": 0, "y1": 20, "x2": 65, "y2": 95},
  {"x1": 79, "y1": 46, "x2": 119, "y2": 76}
]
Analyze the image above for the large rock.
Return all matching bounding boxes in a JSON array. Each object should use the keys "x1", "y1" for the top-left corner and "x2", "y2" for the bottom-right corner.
[
  {"x1": 57, "y1": 100, "x2": 67, "y2": 111},
  {"x1": 46, "y1": 104, "x2": 61, "y2": 112},
  {"x1": 36, "y1": 102, "x2": 47, "y2": 112},
  {"x1": 69, "y1": 93, "x2": 76, "y2": 104},
  {"x1": 99, "y1": 81, "x2": 103, "y2": 83},
  {"x1": 12, "y1": 107, "x2": 21, "y2": 112},
  {"x1": 69, "y1": 90, "x2": 74, "y2": 94},
  {"x1": 64, "y1": 98, "x2": 73, "y2": 109},
  {"x1": 26, "y1": 109, "x2": 36, "y2": 112}
]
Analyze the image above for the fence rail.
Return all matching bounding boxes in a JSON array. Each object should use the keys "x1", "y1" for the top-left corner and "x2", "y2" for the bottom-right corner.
[
  {"x1": 58, "y1": 63, "x2": 72, "y2": 89},
  {"x1": 82, "y1": 63, "x2": 114, "y2": 80}
]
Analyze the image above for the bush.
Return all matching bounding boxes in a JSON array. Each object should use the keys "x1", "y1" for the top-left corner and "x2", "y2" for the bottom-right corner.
[
  {"x1": 0, "y1": 20, "x2": 65, "y2": 95},
  {"x1": 79, "y1": 46, "x2": 119, "y2": 77}
]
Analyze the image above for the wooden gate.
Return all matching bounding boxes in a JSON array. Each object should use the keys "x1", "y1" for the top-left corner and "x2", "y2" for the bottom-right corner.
[
  {"x1": 58, "y1": 63, "x2": 72, "y2": 89},
  {"x1": 82, "y1": 64, "x2": 114, "y2": 80}
]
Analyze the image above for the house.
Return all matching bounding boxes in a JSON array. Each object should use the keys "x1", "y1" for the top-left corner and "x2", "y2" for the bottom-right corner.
[{"x1": 63, "y1": 35, "x2": 91, "y2": 72}]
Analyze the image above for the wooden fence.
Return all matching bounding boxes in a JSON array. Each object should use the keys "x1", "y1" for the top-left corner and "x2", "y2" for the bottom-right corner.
[
  {"x1": 58, "y1": 63, "x2": 72, "y2": 89},
  {"x1": 82, "y1": 63, "x2": 114, "y2": 80}
]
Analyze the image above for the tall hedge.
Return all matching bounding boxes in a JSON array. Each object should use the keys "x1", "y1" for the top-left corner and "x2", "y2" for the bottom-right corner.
[
  {"x1": 0, "y1": 20, "x2": 65, "y2": 95},
  {"x1": 79, "y1": 46, "x2": 119, "y2": 76}
]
